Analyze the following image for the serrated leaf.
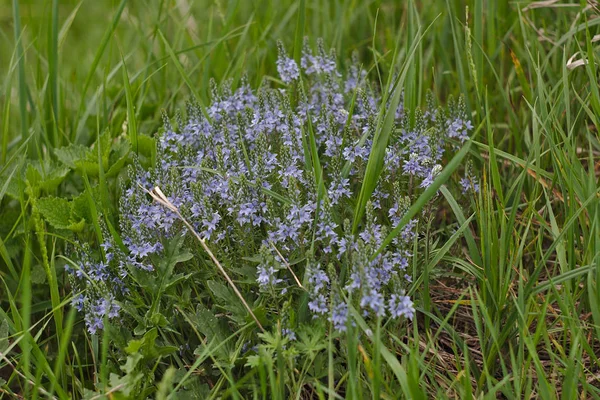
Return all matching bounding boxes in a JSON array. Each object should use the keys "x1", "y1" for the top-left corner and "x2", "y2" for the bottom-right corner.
[
  {"x1": 66, "y1": 218, "x2": 86, "y2": 232},
  {"x1": 54, "y1": 143, "x2": 92, "y2": 169},
  {"x1": 192, "y1": 304, "x2": 231, "y2": 359},
  {"x1": 149, "y1": 236, "x2": 193, "y2": 304},
  {"x1": 245, "y1": 354, "x2": 261, "y2": 368},
  {"x1": 207, "y1": 280, "x2": 246, "y2": 320},
  {"x1": 156, "y1": 237, "x2": 193, "y2": 275},
  {"x1": 36, "y1": 196, "x2": 72, "y2": 229},
  {"x1": 55, "y1": 132, "x2": 113, "y2": 176},
  {"x1": 194, "y1": 304, "x2": 226, "y2": 342},
  {"x1": 71, "y1": 193, "x2": 89, "y2": 219},
  {"x1": 37, "y1": 195, "x2": 88, "y2": 232},
  {"x1": 41, "y1": 167, "x2": 69, "y2": 192},
  {"x1": 25, "y1": 160, "x2": 69, "y2": 193},
  {"x1": 174, "y1": 377, "x2": 210, "y2": 400},
  {"x1": 82, "y1": 388, "x2": 102, "y2": 400},
  {"x1": 147, "y1": 312, "x2": 169, "y2": 327},
  {"x1": 30, "y1": 264, "x2": 47, "y2": 284},
  {"x1": 125, "y1": 338, "x2": 143, "y2": 354},
  {"x1": 109, "y1": 367, "x2": 142, "y2": 397},
  {"x1": 55, "y1": 143, "x2": 101, "y2": 175},
  {"x1": 25, "y1": 164, "x2": 42, "y2": 189}
]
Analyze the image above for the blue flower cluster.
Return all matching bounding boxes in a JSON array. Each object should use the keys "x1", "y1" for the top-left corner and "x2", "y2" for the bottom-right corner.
[
  {"x1": 66, "y1": 243, "x2": 124, "y2": 334},
  {"x1": 69, "y1": 38, "x2": 473, "y2": 334}
]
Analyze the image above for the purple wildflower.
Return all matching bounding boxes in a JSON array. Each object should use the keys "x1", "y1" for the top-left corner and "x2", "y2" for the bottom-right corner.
[{"x1": 389, "y1": 294, "x2": 415, "y2": 319}]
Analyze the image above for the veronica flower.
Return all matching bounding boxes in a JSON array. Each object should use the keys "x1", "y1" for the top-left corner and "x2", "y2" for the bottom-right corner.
[
  {"x1": 329, "y1": 301, "x2": 349, "y2": 331},
  {"x1": 257, "y1": 265, "x2": 276, "y2": 288},
  {"x1": 420, "y1": 164, "x2": 442, "y2": 188},
  {"x1": 276, "y1": 49, "x2": 300, "y2": 83},
  {"x1": 282, "y1": 328, "x2": 297, "y2": 341},
  {"x1": 308, "y1": 267, "x2": 330, "y2": 292},
  {"x1": 403, "y1": 153, "x2": 424, "y2": 176},
  {"x1": 460, "y1": 175, "x2": 480, "y2": 193},
  {"x1": 360, "y1": 289, "x2": 386, "y2": 317},
  {"x1": 308, "y1": 294, "x2": 329, "y2": 315},
  {"x1": 69, "y1": 38, "x2": 475, "y2": 337},
  {"x1": 389, "y1": 294, "x2": 415, "y2": 319},
  {"x1": 328, "y1": 177, "x2": 351, "y2": 204},
  {"x1": 72, "y1": 294, "x2": 85, "y2": 312}
]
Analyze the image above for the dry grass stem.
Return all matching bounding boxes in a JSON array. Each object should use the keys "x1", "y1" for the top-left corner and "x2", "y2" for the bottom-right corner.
[{"x1": 147, "y1": 185, "x2": 265, "y2": 332}]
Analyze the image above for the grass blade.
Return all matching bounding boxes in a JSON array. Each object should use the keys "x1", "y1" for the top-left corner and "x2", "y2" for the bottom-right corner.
[
  {"x1": 75, "y1": 0, "x2": 128, "y2": 138},
  {"x1": 373, "y1": 140, "x2": 472, "y2": 259},
  {"x1": 12, "y1": 0, "x2": 29, "y2": 146}
]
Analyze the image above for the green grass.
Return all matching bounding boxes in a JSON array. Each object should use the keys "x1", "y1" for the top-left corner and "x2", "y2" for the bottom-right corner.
[{"x1": 1, "y1": 0, "x2": 600, "y2": 398}]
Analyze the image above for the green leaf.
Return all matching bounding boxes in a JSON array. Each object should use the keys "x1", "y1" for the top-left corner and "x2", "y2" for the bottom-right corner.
[
  {"x1": 106, "y1": 138, "x2": 131, "y2": 178},
  {"x1": 207, "y1": 280, "x2": 247, "y2": 321},
  {"x1": 172, "y1": 377, "x2": 210, "y2": 400},
  {"x1": 125, "y1": 328, "x2": 176, "y2": 359},
  {"x1": 36, "y1": 196, "x2": 71, "y2": 228},
  {"x1": 122, "y1": 54, "x2": 138, "y2": 153},
  {"x1": 146, "y1": 311, "x2": 169, "y2": 328},
  {"x1": 0, "y1": 318, "x2": 9, "y2": 353},
  {"x1": 54, "y1": 143, "x2": 93, "y2": 169},
  {"x1": 71, "y1": 191, "x2": 92, "y2": 223},
  {"x1": 137, "y1": 135, "x2": 156, "y2": 159},
  {"x1": 0, "y1": 166, "x2": 18, "y2": 202},
  {"x1": 245, "y1": 354, "x2": 261, "y2": 368},
  {"x1": 122, "y1": 353, "x2": 142, "y2": 374},
  {"x1": 164, "y1": 272, "x2": 194, "y2": 290},
  {"x1": 107, "y1": 355, "x2": 143, "y2": 396},
  {"x1": 54, "y1": 132, "x2": 114, "y2": 176},
  {"x1": 36, "y1": 195, "x2": 87, "y2": 232},
  {"x1": 154, "y1": 238, "x2": 192, "y2": 278},
  {"x1": 25, "y1": 160, "x2": 69, "y2": 193},
  {"x1": 30, "y1": 264, "x2": 47, "y2": 284},
  {"x1": 192, "y1": 304, "x2": 231, "y2": 359},
  {"x1": 193, "y1": 304, "x2": 226, "y2": 341},
  {"x1": 25, "y1": 163, "x2": 42, "y2": 188},
  {"x1": 156, "y1": 367, "x2": 177, "y2": 400}
]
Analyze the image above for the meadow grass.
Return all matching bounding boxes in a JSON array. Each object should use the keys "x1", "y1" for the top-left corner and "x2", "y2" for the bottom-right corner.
[{"x1": 1, "y1": 0, "x2": 599, "y2": 398}]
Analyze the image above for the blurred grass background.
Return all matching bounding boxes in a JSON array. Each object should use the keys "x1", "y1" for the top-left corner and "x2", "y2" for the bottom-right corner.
[
  {"x1": 0, "y1": 0, "x2": 519, "y2": 153},
  {"x1": 1, "y1": 0, "x2": 600, "y2": 398}
]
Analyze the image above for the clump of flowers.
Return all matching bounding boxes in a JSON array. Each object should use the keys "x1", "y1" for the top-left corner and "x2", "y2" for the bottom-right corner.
[
  {"x1": 66, "y1": 243, "x2": 124, "y2": 334},
  {"x1": 69, "y1": 38, "x2": 473, "y2": 335}
]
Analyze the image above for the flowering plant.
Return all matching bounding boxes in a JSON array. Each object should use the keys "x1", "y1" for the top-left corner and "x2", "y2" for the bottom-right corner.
[{"x1": 67, "y1": 39, "x2": 476, "y2": 337}]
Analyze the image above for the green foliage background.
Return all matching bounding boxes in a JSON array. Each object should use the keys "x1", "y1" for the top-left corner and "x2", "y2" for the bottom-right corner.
[{"x1": 1, "y1": 0, "x2": 600, "y2": 398}]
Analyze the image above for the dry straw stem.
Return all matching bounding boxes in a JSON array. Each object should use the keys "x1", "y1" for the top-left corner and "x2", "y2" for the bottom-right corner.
[
  {"x1": 147, "y1": 186, "x2": 265, "y2": 332},
  {"x1": 269, "y1": 241, "x2": 305, "y2": 290}
]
